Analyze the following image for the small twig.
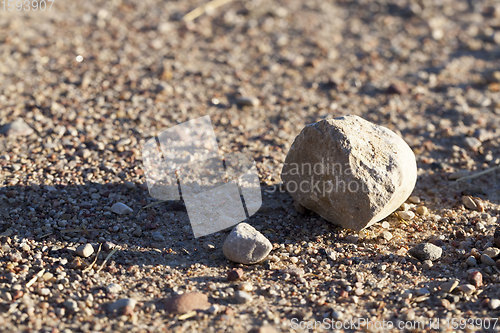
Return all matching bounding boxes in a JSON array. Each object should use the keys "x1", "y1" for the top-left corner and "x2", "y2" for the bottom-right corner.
[
  {"x1": 178, "y1": 311, "x2": 197, "y2": 320},
  {"x1": 82, "y1": 243, "x2": 102, "y2": 273},
  {"x1": 26, "y1": 269, "x2": 45, "y2": 288},
  {"x1": 455, "y1": 165, "x2": 500, "y2": 182},
  {"x1": 141, "y1": 200, "x2": 166, "y2": 210},
  {"x1": 39, "y1": 232, "x2": 53, "y2": 239},
  {"x1": 183, "y1": 0, "x2": 234, "y2": 22},
  {"x1": 96, "y1": 248, "x2": 118, "y2": 273}
]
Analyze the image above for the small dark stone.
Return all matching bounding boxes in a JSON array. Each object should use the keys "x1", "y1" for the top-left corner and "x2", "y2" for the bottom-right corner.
[
  {"x1": 227, "y1": 268, "x2": 244, "y2": 282},
  {"x1": 409, "y1": 243, "x2": 442, "y2": 261},
  {"x1": 494, "y1": 226, "x2": 500, "y2": 248},
  {"x1": 385, "y1": 82, "x2": 408, "y2": 95},
  {"x1": 468, "y1": 271, "x2": 483, "y2": 288}
]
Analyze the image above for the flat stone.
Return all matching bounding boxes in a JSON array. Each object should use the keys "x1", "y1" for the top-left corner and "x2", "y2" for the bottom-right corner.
[
  {"x1": 164, "y1": 292, "x2": 210, "y2": 314},
  {"x1": 464, "y1": 137, "x2": 481, "y2": 150},
  {"x1": 481, "y1": 254, "x2": 496, "y2": 266},
  {"x1": 107, "y1": 298, "x2": 136, "y2": 315},
  {"x1": 75, "y1": 243, "x2": 94, "y2": 258},
  {"x1": 440, "y1": 280, "x2": 459, "y2": 293},
  {"x1": 281, "y1": 115, "x2": 417, "y2": 231},
  {"x1": 223, "y1": 223, "x2": 272, "y2": 264},
  {"x1": 0, "y1": 118, "x2": 34, "y2": 137},
  {"x1": 409, "y1": 243, "x2": 442, "y2": 261},
  {"x1": 458, "y1": 284, "x2": 476, "y2": 294},
  {"x1": 110, "y1": 202, "x2": 133, "y2": 215}
]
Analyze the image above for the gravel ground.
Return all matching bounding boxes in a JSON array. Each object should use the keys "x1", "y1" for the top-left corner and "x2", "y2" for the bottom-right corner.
[{"x1": 0, "y1": 0, "x2": 499, "y2": 332}]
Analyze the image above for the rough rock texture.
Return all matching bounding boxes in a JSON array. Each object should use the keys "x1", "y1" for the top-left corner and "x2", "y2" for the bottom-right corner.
[
  {"x1": 223, "y1": 223, "x2": 272, "y2": 264},
  {"x1": 409, "y1": 243, "x2": 443, "y2": 261},
  {"x1": 281, "y1": 115, "x2": 417, "y2": 230}
]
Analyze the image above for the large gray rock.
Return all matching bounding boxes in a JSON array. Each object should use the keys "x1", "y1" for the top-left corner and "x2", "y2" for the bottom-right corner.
[
  {"x1": 223, "y1": 223, "x2": 272, "y2": 264},
  {"x1": 281, "y1": 115, "x2": 417, "y2": 231}
]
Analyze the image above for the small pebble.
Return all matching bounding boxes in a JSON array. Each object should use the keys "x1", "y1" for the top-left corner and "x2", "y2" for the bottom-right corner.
[
  {"x1": 106, "y1": 283, "x2": 122, "y2": 294},
  {"x1": 233, "y1": 290, "x2": 252, "y2": 304},
  {"x1": 422, "y1": 260, "x2": 433, "y2": 269},
  {"x1": 416, "y1": 206, "x2": 429, "y2": 216},
  {"x1": 408, "y1": 196, "x2": 420, "y2": 204},
  {"x1": 107, "y1": 298, "x2": 136, "y2": 315},
  {"x1": 490, "y1": 299, "x2": 500, "y2": 310},
  {"x1": 103, "y1": 241, "x2": 116, "y2": 251},
  {"x1": 223, "y1": 223, "x2": 272, "y2": 265},
  {"x1": 481, "y1": 254, "x2": 496, "y2": 266},
  {"x1": 462, "y1": 196, "x2": 481, "y2": 211},
  {"x1": 465, "y1": 256, "x2": 477, "y2": 267},
  {"x1": 151, "y1": 231, "x2": 165, "y2": 242},
  {"x1": 239, "y1": 282, "x2": 253, "y2": 292},
  {"x1": 42, "y1": 272, "x2": 54, "y2": 281},
  {"x1": 468, "y1": 271, "x2": 483, "y2": 288},
  {"x1": 464, "y1": 137, "x2": 481, "y2": 150},
  {"x1": 483, "y1": 247, "x2": 500, "y2": 259},
  {"x1": 458, "y1": 284, "x2": 476, "y2": 294},
  {"x1": 164, "y1": 292, "x2": 210, "y2": 314},
  {"x1": 399, "y1": 211, "x2": 415, "y2": 220},
  {"x1": 110, "y1": 202, "x2": 133, "y2": 215},
  {"x1": 235, "y1": 96, "x2": 260, "y2": 107},
  {"x1": 75, "y1": 244, "x2": 94, "y2": 258},
  {"x1": 382, "y1": 231, "x2": 393, "y2": 241},
  {"x1": 227, "y1": 268, "x2": 244, "y2": 282},
  {"x1": 409, "y1": 243, "x2": 442, "y2": 261},
  {"x1": 63, "y1": 300, "x2": 79, "y2": 313},
  {"x1": 40, "y1": 288, "x2": 50, "y2": 296},
  {"x1": 440, "y1": 280, "x2": 459, "y2": 293}
]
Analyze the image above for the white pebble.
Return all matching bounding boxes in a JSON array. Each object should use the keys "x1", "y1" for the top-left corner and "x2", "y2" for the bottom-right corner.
[{"x1": 398, "y1": 211, "x2": 415, "y2": 220}]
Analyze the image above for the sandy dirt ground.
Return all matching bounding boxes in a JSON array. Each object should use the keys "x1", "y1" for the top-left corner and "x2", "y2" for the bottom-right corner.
[{"x1": 0, "y1": 0, "x2": 499, "y2": 332}]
